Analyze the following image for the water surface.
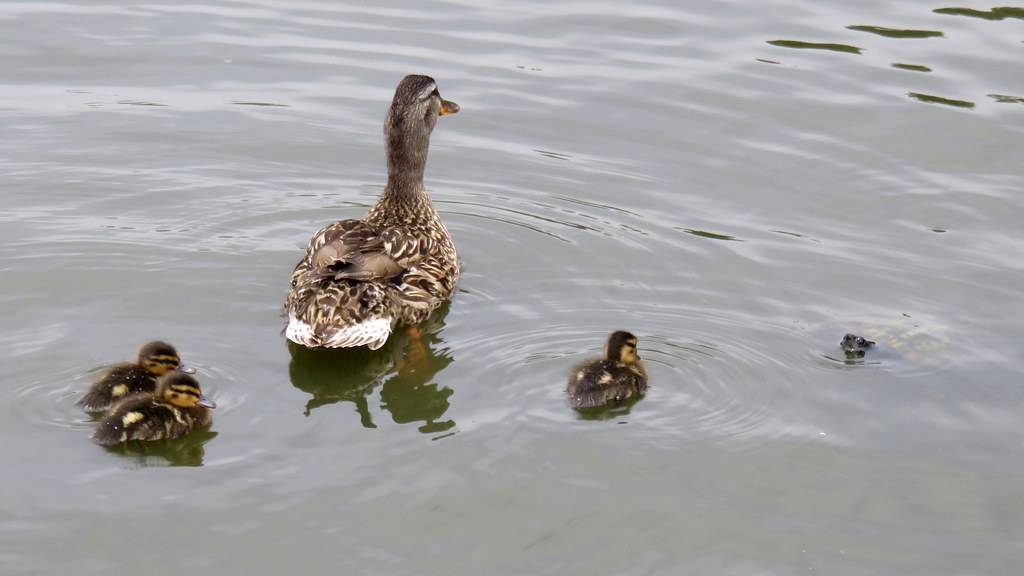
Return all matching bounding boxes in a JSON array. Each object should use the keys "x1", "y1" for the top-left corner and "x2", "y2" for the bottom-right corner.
[{"x1": 3, "y1": 1, "x2": 1024, "y2": 574}]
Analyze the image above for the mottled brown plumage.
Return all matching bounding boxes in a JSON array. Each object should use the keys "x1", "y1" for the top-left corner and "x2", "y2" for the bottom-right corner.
[
  {"x1": 91, "y1": 372, "x2": 216, "y2": 446},
  {"x1": 567, "y1": 331, "x2": 648, "y2": 408},
  {"x1": 76, "y1": 340, "x2": 196, "y2": 413},
  {"x1": 284, "y1": 74, "x2": 460, "y2": 349}
]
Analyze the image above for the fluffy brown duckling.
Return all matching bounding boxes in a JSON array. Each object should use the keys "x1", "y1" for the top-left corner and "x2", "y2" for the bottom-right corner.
[
  {"x1": 91, "y1": 372, "x2": 216, "y2": 446},
  {"x1": 76, "y1": 340, "x2": 196, "y2": 413},
  {"x1": 567, "y1": 331, "x2": 648, "y2": 408}
]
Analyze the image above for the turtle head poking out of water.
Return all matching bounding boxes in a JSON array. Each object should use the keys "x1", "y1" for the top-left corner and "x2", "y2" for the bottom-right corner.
[{"x1": 840, "y1": 333, "x2": 875, "y2": 358}]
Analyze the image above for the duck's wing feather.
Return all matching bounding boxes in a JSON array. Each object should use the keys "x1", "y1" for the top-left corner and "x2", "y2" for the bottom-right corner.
[
  {"x1": 286, "y1": 219, "x2": 444, "y2": 349},
  {"x1": 292, "y1": 220, "x2": 436, "y2": 289}
]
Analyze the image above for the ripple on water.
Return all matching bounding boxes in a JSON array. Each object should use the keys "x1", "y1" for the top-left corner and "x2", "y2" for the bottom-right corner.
[
  {"x1": 637, "y1": 312, "x2": 830, "y2": 448},
  {"x1": 449, "y1": 281, "x2": 828, "y2": 450},
  {"x1": 435, "y1": 156, "x2": 834, "y2": 450},
  {"x1": 13, "y1": 366, "x2": 92, "y2": 435},
  {"x1": 4, "y1": 335, "x2": 238, "y2": 465},
  {"x1": 48, "y1": 357, "x2": 232, "y2": 468}
]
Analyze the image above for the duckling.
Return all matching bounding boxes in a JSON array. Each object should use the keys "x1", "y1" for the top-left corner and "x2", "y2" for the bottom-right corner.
[
  {"x1": 567, "y1": 331, "x2": 649, "y2": 408},
  {"x1": 91, "y1": 372, "x2": 216, "y2": 446},
  {"x1": 284, "y1": 74, "x2": 460, "y2": 349},
  {"x1": 76, "y1": 340, "x2": 196, "y2": 413}
]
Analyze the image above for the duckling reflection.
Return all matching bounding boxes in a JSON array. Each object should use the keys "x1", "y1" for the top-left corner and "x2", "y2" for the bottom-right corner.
[
  {"x1": 288, "y1": 302, "x2": 454, "y2": 433},
  {"x1": 99, "y1": 428, "x2": 218, "y2": 468},
  {"x1": 571, "y1": 392, "x2": 645, "y2": 421},
  {"x1": 567, "y1": 331, "x2": 648, "y2": 412}
]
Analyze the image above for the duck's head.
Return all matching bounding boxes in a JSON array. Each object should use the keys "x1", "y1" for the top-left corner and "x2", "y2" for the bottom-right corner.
[
  {"x1": 605, "y1": 331, "x2": 640, "y2": 364},
  {"x1": 156, "y1": 372, "x2": 217, "y2": 409},
  {"x1": 136, "y1": 340, "x2": 196, "y2": 375},
  {"x1": 384, "y1": 74, "x2": 459, "y2": 180}
]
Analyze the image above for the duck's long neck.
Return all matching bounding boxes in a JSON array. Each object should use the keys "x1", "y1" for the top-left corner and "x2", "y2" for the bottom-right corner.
[{"x1": 383, "y1": 114, "x2": 431, "y2": 199}]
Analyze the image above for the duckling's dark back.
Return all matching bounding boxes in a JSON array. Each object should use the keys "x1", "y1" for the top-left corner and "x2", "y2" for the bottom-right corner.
[
  {"x1": 567, "y1": 359, "x2": 647, "y2": 408},
  {"x1": 75, "y1": 363, "x2": 159, "y2": 413}
]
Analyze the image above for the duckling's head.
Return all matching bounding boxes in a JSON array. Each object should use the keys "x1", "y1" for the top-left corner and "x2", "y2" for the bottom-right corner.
[
  {"x1": 156, "y1": 372, "x2": 217, "y2": 409},
  {"x1": 136, "y1": 340, "x2": 196, "y2": 375},
  {"x1": 605, "y1": 331, "x2": 640, "y2": 364},
  {"x1": 384, "y1": 75, "x2": 459, "y2": 180}
]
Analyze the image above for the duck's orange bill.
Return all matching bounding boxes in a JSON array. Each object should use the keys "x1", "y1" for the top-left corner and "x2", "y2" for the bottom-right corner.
[{"x1": 440, "y1": 99, "x2": 460, "y2": 115}]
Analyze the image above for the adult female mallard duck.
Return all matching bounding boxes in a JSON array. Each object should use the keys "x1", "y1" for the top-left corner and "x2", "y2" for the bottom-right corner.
[
  {"x1": 91, "y1": 372, "x2": 216, "y2": 445},
  {"x1": 76, "y1": 340, "x2": 196, "y2": 413},
  {"x1": 567, "y1": 331, "x2": 649, "y2": 408},
  {"x1": 284, "y1": 74, "x2": 460, "y2": 349}
]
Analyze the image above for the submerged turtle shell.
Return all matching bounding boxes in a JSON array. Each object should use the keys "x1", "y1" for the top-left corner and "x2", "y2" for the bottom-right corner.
[{"x1": 839, "y1": 324, "x2": 948, "y2": 365}]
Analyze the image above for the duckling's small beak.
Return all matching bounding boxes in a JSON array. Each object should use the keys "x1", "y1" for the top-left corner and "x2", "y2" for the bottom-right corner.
[
  {"x1": 177, "y1": 363, "x2": 197, "y2": 374},
  {"x1": 198, "y1": 394, "x2": 217, "y2": 409},
  {"x1": 440, "y1": 99, "x2": 459, "y2": 115}
]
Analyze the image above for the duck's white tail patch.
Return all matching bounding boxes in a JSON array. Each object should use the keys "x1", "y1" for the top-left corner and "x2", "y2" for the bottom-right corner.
[
  {"x1": 323, "y1": 317, "x2": 392, "y2": 350},
  {"x1": 286, "y1": 311, "x2": 392, "y2": 350},
  {"x1": 285, "y1": 311, "x2": 318, "y2": 346}
]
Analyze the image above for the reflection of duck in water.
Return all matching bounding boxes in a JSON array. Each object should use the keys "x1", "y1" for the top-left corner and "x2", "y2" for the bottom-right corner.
[
  {"x1": 76, "y1": 340, "x2": 196, "y2": 413},
  {"x1": 567, "y1": 331, "x2": 648, "y2": 408},
  {"x1": 288, "y1": 301, "x2": 455, "y2": 433},
  {"x1": 283, "y1": 74, "x2": 460, "y2": 350}
]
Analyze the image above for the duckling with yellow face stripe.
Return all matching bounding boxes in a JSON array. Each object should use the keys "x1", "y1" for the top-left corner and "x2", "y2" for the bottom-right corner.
[
  {"x1": 76, "y1": 340, "x2": 196, "y2": 413},
  {"x1": 91, "y1": 372, "x2": 216, "y2": 445},
  {"x1": 567, "y1": 331, "x2": 648, "y2": 408}
]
